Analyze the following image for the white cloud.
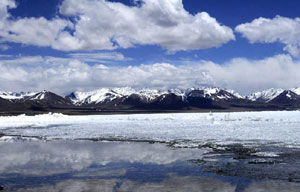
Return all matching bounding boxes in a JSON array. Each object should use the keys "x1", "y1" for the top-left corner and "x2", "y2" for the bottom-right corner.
[
  {"x1": 236, "y1": 16, "x2": 300, "y2": 57},
  {"x1": 68, "y1": 52, "x2": 127, "y2": 63},
  {"x1": 0, "y1": 17, "x2": 71, "y2": 47},
  {"x1": 0, "y1": 2, "x2": 72, "y2": 49},
  {"x1": 206, "y1": 54, "x2": 300, "y2": 94},
  {"x1": 283, "y1": 44, "x2": 300, "y2": 57},
  {"x1": 0, "y1": 54, "x2": 300, "y2": 95},
  {"x1": 0, "y1": 0, "x2": 234, "y2": 52},
  {"x1": 0, "y1": 57, "x2": 215, "y2": 94},
  {"x1": 58, "y1": 0, "x2": 235, "y2": 51},
  {"x1": 0, "y1": 0, "x2": 15, "y2": 19}
]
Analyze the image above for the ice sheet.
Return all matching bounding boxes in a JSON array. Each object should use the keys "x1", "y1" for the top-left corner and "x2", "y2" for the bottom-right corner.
[{"x1": 1, "y1": 111, "x2": 300, "y2": 147}]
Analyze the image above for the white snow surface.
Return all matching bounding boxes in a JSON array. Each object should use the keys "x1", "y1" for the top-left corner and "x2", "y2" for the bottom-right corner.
[{"x1": 1, "y1": 111, "x2": 300, "y2": 147}]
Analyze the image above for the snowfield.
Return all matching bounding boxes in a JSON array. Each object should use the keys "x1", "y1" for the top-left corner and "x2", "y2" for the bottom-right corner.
[{"x1": 1, "y1": 111, "x2": 300, "y2": 147}]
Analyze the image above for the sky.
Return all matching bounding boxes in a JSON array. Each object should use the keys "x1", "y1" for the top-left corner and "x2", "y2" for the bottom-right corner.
[{"x1": 1, "y1": 0, "x2": 300, "y2": 95}]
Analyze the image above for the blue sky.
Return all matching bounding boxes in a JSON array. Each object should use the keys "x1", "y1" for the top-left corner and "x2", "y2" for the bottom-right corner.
[
  {"x1": 1, "y1": 0, "x2": 300, "y2": 94},
  {"x1": 2, "y1": 0, "x2": 299, "y2": 63}
]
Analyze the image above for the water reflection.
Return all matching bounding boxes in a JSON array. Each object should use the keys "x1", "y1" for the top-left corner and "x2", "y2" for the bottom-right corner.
[
  {"x1": 13, "y1": 177, "x2": 237, "y2": 192},
  {"x1": 0, "y1": 140, "x2": 208, "y2": 176},
  {"x1": 0, "y1": 139, "x2": 300, "y2": 192}
]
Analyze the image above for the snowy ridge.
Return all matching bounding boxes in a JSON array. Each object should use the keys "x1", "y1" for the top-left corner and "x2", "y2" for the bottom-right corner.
[
  {"x1": 186, "y1": 87, "x2": 241, "y2": 100},
  {"x1": 247, "y1": 88, "x2": 284, "y2": 102},
  {"x1": 69, "y1": 87, "x2": 170, "y2": 104},
  {"x1": 1, "y1": 87, "x2": 300, "y2": 104},
  {"x1": 69, "y1": 87, "x2": 241, "y2": 104},
  {"x1": 0, "y1": 91, "x2": 37, "y2": 100},
  {"x1": 29, "y1": 90, "x2": 48, "y2": 100},
  {"x1": 69, "y1": 87, "x2": 187, "y2": 104},
  {"x1": 69, "y1": 88, "x2": 134, "y2": 104},
  {"x1": 225, "y1": 89, "x2": 244, "y2": 99},
  {"x1": 277, "y1": 90, "x2": 300, "y2": 101},
  {"x1": 291, "y1": 87, "x2": 300, "y2": 95}
]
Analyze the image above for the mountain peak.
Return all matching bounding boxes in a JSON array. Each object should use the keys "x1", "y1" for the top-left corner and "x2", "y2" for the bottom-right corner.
[
  {"x1": 268, "y1": 90, "x2": 300, "y2": 105},
  {"x1": 247, "y1": 88, "x2": 284, "y2": 102}
]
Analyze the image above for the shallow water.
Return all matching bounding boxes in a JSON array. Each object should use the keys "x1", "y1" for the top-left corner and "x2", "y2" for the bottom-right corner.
[{"x1": 0, "y1": 139, "x2": 300, "y2": 192}]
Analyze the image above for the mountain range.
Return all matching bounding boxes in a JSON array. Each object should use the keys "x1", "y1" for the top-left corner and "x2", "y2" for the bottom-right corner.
[{"x1": 1, "y1": 87, "x2": 300, "y2": 115}]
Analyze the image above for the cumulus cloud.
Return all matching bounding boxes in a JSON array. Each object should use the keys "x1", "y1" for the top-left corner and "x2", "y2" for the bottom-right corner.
[
  {"x1": 0, "y1": 0, "x2": 234, "y2": 52},
  {"x1": 0, "y1": 56, "x2": 215, "y2": 94},
  {"x1": 1, "y1": 54, "x2": 300, "y2": 95},
  {"x1": 236, "y1": 16, "x2": 300, "y2": 57},
  {"x1": 0, "y1": 1, "x2": 71, "y2": 49},
  {"x1": 207, "y1": 54, "x2": 300, "y2": 93},
  {"x1": 0, "y1": 18, "x2": 71, "y2": 47},
  {"x1": 0, "y1": 0, "x2": 15, "y2": 19}
]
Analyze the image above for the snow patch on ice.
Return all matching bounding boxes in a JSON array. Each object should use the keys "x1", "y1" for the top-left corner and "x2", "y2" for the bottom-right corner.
[
  {"x1": 1, "y1": 111, "x2": 300, "y2": 148},
  {"x1": 252, "y1": 151, "x2": 281, "y2": 158},
  {"x1": 0, "y1": 136, "x2": 40, "y2": 142}
]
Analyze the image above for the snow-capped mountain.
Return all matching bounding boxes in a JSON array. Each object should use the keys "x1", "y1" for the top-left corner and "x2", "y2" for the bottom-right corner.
[
  {"x1": 0, "y1": 90, "x2": 70, "y2": 104},
  {"x1": 67, "y1": 87, "x2": 171, "y2": 105},
  {"x1": 186, "y1": 87, "x2": 242, "y2": 101},
  {"x1": 2, "y1": 87, "x2": 300, "y2": 105},
  {"x1": 1, "y1": 86, "x2": 300, "y2": 114},
  {"x1": 26, "y1": 91, "x2": 72, "y2": 105},
  {"x1": 0, "y1": 90, "x2": 72, "y2": 113},
  {"x1": 0, "y1": 91, "x2": 37, "y2": 100},
  {"x1": 67, "y1": 88, "x2": 130, "y2": 105},
  {"x1": 67, "y1": 87, "x2": 242, "y2": 106},
  {"x1": 29, "y1": 91, "x2": 48, "y2": 100},
  {"x1": 269, "y1": 90, "x2": 300, "y2": 105},
  {"x1": 247, "y1": 88, "x2": 284, "y2": 102},
  {"x1": 247, "y1": 87, "x2": 300, "y2": 103}
]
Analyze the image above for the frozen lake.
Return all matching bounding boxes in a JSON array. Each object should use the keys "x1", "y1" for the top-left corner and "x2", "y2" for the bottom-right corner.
[
  {"x1": 1, "y1": 111, "x2": 300, "y2": 191},
  {"x1": 1, "y1": 111, "x2": 300, "y2": 148}
]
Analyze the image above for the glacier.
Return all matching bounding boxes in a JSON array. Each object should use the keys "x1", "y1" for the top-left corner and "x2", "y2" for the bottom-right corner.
[{"x1": 1, "y1": 111, "x2": 300, "y2": 148}]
